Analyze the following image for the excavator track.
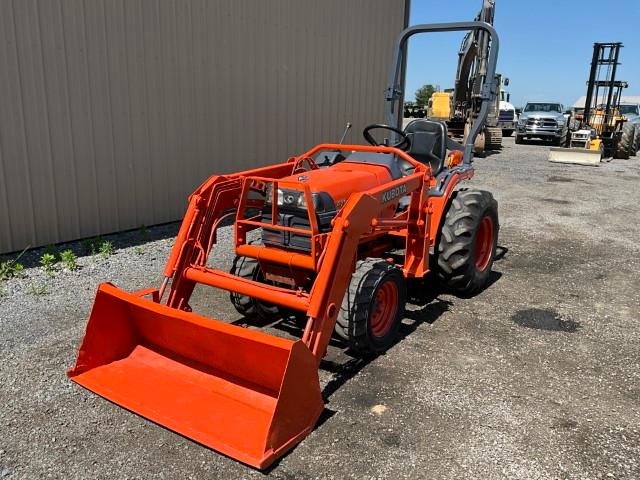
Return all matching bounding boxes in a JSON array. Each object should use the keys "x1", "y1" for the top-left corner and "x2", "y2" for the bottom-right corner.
[{"x1": 484, "y1": 126, "x2": 503, "y2": 150}]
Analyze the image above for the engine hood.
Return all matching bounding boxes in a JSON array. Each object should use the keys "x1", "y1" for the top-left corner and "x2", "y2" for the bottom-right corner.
[
  {"x1": 279, "y1": 162, "x2": 392, "y2": 202},
  {"x1": 519, "y1": 111, "x2": 564, "y2": 120}
]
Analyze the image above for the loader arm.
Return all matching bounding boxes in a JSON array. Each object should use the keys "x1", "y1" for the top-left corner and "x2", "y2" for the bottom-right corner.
[{"x1": 162, "y1": 162, "x2": 296, "y2": 309}]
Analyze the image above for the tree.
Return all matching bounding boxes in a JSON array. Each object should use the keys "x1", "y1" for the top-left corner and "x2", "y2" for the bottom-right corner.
[{"x1": 415, "y1": 84, "x2": 436, "y2": 108}]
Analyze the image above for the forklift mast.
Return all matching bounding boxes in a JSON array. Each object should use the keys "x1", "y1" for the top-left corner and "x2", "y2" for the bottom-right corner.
[{"x1": 582, "y1": 42, "x2": 628, "y2": 132}]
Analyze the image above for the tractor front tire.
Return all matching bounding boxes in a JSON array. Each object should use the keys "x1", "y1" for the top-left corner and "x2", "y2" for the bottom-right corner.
[
  {"x1": 515, "y1": 135, "x2": 523, "y2": 144},
  {"x1": 336, "y1": 259, "x2": 406, "y2": 355},
  {"x1": 229, "y1": 255, "x2": 279, "y2": 321},
  {"x1": 435, "y1": 189, "x2": 499, "y2": 296},
  {"x1": 502, "y1": 129, "x2": 514, "y2": 137}
]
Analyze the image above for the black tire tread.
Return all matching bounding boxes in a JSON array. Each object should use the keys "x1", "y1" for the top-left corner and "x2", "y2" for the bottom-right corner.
[
  {"x1": 435, "y1": 189, "x2": 499, "y2": 295},
  {"x1": 615, "y1": 122, "x2": 634, "y2": 159},
  {"x1": 632, "y1": 124, "x2": 640, "y2": 155},
  {"x1": 229, "y1": 255, "x2": 278, "y2": 320},
  {"x1": 335, "y1": 258, "x2": 405, "y2": 354}
]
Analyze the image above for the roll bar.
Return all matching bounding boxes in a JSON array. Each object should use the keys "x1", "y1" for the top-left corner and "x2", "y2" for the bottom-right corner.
[{"x1": 384, "y1": 21, "x2": 500, "y2": 165}]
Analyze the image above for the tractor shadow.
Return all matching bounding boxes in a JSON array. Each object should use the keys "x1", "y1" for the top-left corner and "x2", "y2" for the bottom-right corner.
[{"x1": 258, "y1": 255, "x2": 506, "y2": 473}]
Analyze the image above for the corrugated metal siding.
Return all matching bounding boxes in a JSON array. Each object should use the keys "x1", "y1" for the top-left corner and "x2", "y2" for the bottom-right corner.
[{"x1": 0, "y1": 0, "x2": 406, "y2": 253}]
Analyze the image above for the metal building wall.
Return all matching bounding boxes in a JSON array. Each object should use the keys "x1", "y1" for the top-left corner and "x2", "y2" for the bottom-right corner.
[{"x1": 0, "y1": 0, "x2": 407, "y2": 253}]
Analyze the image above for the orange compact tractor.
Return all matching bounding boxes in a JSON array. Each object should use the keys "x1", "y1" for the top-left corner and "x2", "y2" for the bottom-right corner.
[{"x1": 69, "y1": 21, "x2": 500, "y2": 469}]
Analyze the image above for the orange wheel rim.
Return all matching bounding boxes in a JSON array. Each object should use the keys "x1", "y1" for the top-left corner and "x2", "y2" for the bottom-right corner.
[
  {"x1": 475, "y1": 216, "x2": 494, "y2": 271},
  {"x1": 370, "y1": 281, "x2": 399, "y2": 337}
]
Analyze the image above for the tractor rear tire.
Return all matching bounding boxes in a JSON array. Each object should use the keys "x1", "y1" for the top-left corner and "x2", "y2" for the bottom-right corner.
[
  {"x1": 615, "y1": 122, "x2": 634, "y2": 159},
  {"x1": 435, "y1": 189, "x2": 499, "y2": 296},
  {"x1": 229, "y1": 255, "x2": 279, "y2": 321},
  {"x1": 336, "y1": 259, "x2": 406, "y2": 355}
]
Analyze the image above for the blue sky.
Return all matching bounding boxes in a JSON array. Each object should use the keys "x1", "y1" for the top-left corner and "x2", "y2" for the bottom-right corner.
[{"x1": 406, "y1": 0, "x2": 640, "y2": 108}]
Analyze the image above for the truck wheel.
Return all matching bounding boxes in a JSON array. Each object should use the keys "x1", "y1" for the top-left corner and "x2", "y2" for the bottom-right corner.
[
  {"x1": 435, "y1": 189, "x2": 499, "y2": 296},
  {"x1": 229, "y1": 255, "x2": 279, "y2": 321},
  {"x1": 336, "y1": 259, "x2": 406, "y2": 354},
  {"x1": 615, "y1": 122, "x2": 634, "y2": 159},
  {"x1": 502, "y1": 129, "x2": 514, "y2": 137},
  {"x1": 515, "y1": 135, "x2": 523, "y2": 144}
]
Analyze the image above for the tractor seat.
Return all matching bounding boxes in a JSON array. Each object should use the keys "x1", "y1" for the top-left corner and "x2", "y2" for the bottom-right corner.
[{"x1": 404, "y1": 119, "x2": 448, "y2": 175}]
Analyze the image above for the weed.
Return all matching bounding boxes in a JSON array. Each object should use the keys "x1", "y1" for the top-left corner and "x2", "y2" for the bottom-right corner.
[
  {"x1": 28, "y1": 283, "x2": 48, "y2": 295},
  {"x1": 40, "y1": 253, "x2": 57, "y2": 276},
  {"x1": 98, "y1": 240, "x2": 114, "y2": 258},
  {"x1": 0, "y1": 248, "x2": 28, "y2": 281},
  {"x1": 0, "y1": 259, "x2": 24, "y2": 280},
  {"x1": 43, "y1": 244, "x2": 57, "y2": 256},
  {"x1": 139, "y1": 224, "x2": 149, "y2": 239},
  {"x1": 134, "y1": 246, "x2": 144, "y2": 255},
  {"x1": 83, "y1": 236, "x2": 104, "y2": 255},
  {"x1": 60, "y1": 250, "x2": 78, "y2": 270}
]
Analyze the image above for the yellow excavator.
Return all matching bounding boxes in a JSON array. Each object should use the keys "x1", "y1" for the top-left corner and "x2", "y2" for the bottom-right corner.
[{"x1": 426, "y1": 0, "x2": 502, "y2": 153}]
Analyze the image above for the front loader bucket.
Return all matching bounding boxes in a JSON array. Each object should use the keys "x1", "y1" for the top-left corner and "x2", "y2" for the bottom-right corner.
[
  {"x1": 548, "y1": 147, "x2": 603, "y2": 166},
  {"x1": 68, "y1": 283, "x2": 323, "y2": 469}
]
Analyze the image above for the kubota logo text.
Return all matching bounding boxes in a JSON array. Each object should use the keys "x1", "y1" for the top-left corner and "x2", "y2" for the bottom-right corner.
[{"x1": 381, "y1": 185, "x2": 407, "y2": 202}]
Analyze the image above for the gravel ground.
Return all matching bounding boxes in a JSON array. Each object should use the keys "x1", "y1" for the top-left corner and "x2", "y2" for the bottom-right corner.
[{"x1": 1, "y1": 136, "x2": 639, "y2": 479}]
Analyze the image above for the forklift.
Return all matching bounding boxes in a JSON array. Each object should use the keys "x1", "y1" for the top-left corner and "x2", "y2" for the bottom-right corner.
[{"x1": 549, "y1": 42, "x2": 635, "y2": 165}]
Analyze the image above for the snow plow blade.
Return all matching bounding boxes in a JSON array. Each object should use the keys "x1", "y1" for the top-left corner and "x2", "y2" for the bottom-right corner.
[
  {"x1": 68, "y1": 283, "x2": 323, "y2": 469},
  {"x1": 548, "y1": 147, "x2": 602, "y2": 166}
]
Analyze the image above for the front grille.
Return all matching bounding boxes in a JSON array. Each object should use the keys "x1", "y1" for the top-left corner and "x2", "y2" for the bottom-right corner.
[
  {"x1": 526, "y1": 118, "x2": 557, "y2": 128},
  {"x1": 261, "y1": 207, "x2": 335, "y2": 252},
  {"x1": 499, "y1": 110, "x2": 514, "y2": 122}
]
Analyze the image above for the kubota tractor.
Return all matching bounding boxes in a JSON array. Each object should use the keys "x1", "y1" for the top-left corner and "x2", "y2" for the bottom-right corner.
[{"x1": 69, "y1": 21, "x2": 500, "y2": 469}]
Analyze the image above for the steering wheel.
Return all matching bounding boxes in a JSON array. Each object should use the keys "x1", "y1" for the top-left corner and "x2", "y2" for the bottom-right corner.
[{"x1": 363, "y1": 123, "x2": 410, "y2": 150}]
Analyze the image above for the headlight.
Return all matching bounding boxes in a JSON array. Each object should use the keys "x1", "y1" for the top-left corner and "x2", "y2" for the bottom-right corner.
[
  {"x1": 556, "y1": 119, "x2": 565, "y2": 126},
  {"x1": 265, "y1": 184, "x2": 284, "y2": 205},
  {"x1": 265, "y1": 187, "x2": 329, "y2": 213}
]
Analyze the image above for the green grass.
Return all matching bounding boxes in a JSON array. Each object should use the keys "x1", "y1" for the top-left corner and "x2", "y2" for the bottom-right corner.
[{"x1": 60, "y1": 250, "x2": 78, "y2": 270}]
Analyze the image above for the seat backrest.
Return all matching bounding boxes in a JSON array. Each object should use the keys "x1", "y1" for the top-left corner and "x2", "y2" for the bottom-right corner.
[{"x1": 404, "y1": 119, "x2": 448, "y2": 175}]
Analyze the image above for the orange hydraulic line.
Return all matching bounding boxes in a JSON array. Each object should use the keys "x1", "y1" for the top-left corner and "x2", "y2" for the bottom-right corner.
[{"x1": 183, "y1": 266, "x2": 309, "y2": 312}]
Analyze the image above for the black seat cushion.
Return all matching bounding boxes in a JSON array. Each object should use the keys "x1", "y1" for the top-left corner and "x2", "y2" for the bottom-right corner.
[{"x1": 404, "y1": 119, "x2": 448, "y2": 175}]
